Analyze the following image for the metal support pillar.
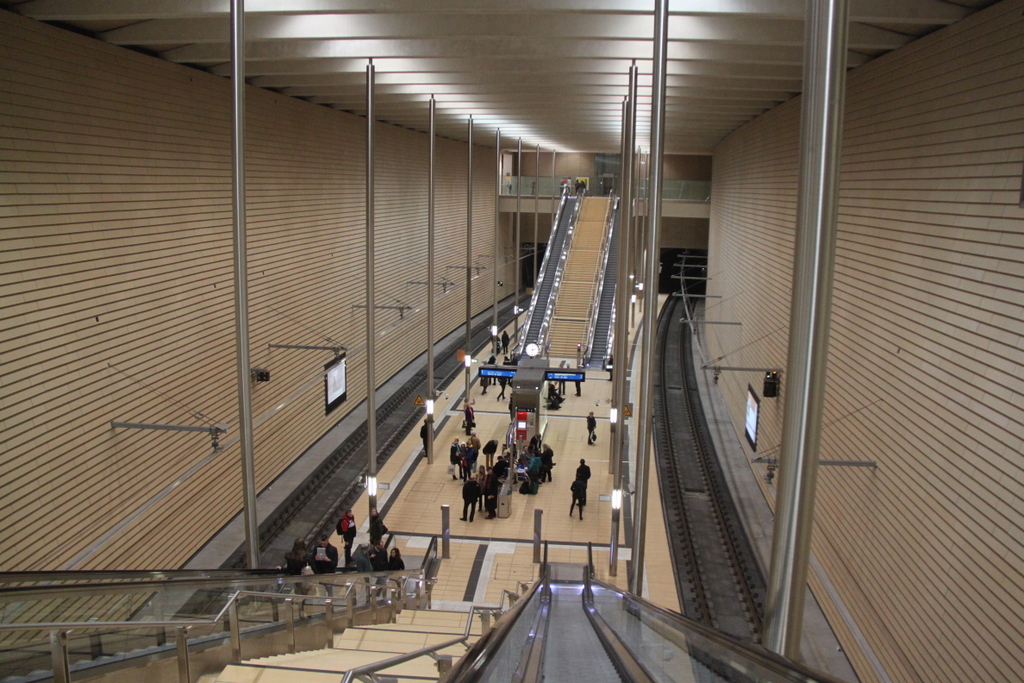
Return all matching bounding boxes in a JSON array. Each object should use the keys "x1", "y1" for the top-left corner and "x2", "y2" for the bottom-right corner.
[
  {"x1": 365, "y1": 60, "x2": 378, "y2": 512},
  {"x1": 550, "y1": 150, "x2": 557, "y2": 220},
  {"x1": 465, "y1": 116, "x2": 474, "y2": 404},
  {"x1": 426, "y1": 96, "x2": 436, "y2": 465},
  {"x1": 611, "y1": 62, "x2": 637, "y2": 578},
  {"x1": 493, "y1": 128, "x2": 501, "y2": 355},
  {"x1": 764, "y1": 0, "x2": 851, "y2": 660},
  {"x1": 514, "y1": 138, "x2": 522, "y2": 343},
  {"x1": 532, "y1": 508, "x2": 543, "y2": 563},
  {"x1": 441, "y1": 504, "x2": 451, "y2": 559},
  {"x1": 533, "y1": 144, "x2": 540, "y2": 286},
  {"x1": 630, "y1": 0, "x2": 668, "y2": 597},
  {"x1": 229, "y1": 0, "x2": 259, "y2": 569}
]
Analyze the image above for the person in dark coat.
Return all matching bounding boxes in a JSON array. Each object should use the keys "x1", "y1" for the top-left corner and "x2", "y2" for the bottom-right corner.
[
  {"x1": 541, "y1": 445, "x2": 555, "y2": 483},
  {"x1": 586, "y1": 412, "x2": 597, "y2": 445},
  {"x1": 501, "y1": 330, "x2": 510, "y2": 354},
  {"x1": 389, "y1": 548, "x2": 406, "y2": 571},
  {"x1": 461, "y1": 474, "x2": 481, "y2": 522},
  {"x1": 463, "y1": 401, "x2": 475, "y2": 436},
  {"x1": 420, "y1": 420, "x2": 431, "y2": 457},
  {"x1": 368, "y1": 508, "x2": 388, "y2": 547},
  {"x1": 482, "y1": 438, "x2": 499, "y2": 468},
  {"x1": 570, "y1": 476, "x2": 587, "y2": 520},
  {"x1": 450, "y1": 439, "x2": 463, "y2": 480},
  {"x1": 310, "y1": 535, "x2": 339, "y2": 574},
  {"x1": 353, "y1": 544, "x2": 373, "y2": 573},
  {"x1": 282, "y1": 538, "x2": 307, "y2": 575},
  {"x1": 336, "y1": 509, "x2": 357, "y2": 566},
  {"x1": 493, "y1": 453, "x2": 510, "y2": 481},
  {"x1": 497, "y1": 375, "x2": 508, "y2": 400},
  {"x1": 480, "y1": 374, "x2": 490, "y2": 395},
  {"x1": 483, "y1": 468, "x2": 499, "y2": 519},
  {"x1": 576, "y1": 459, "x2": 592, "y2": 489},
  {"x1": 368, "y1": 541, "x2": 389, "y2": 572}
]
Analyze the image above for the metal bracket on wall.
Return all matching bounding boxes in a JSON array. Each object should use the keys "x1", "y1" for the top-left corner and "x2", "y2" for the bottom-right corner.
[
  {"x1": 353, "y1": 302, "x2": 413, "y2": 319},
  {"x1": 110, "y1": 421, "x2": 228, "y2": 451},
  {"x1": 406, "y1": 279, "x2": 456, "y2": 293},
  {"x1": 268, "y1": 343, "x2": 345, "y2": 356}
]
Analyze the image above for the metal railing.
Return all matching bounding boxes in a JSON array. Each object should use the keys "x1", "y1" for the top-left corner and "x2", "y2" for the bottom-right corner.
[
  {"x1": 515, "y1": 193, "x2": 568, "y2": 356},
  {"x1": 0, "y1": 541, "x2": 439, "y2": 683},
  {"x1": 580, "y1": 196, "x2": 617, "y2": 361}
]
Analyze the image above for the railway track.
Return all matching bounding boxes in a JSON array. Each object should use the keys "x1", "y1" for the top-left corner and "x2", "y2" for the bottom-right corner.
[{"x1": 652, "y1": 294, "x2": 766, "y2": 641}]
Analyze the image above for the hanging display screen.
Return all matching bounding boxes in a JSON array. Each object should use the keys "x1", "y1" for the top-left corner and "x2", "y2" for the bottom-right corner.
[
  {"x1": 325, "y1": 353, "x2": 347, "y2": 415},
  {"x1": 745, "y1": 385, "x2": 760, "y2": 451}
]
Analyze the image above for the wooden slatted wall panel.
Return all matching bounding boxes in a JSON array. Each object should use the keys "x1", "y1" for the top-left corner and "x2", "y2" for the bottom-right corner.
[
  {"x1": 0, "y1": 12, "x2": 510, "y2": 572},
  {"x1": 705, "y1": 2, "x2": 1024, "y2": 682}
]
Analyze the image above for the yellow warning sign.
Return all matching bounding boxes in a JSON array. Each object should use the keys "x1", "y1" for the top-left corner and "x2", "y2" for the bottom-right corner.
[
  {"x1": 623, "y1": 403, "x2": 632, "y2": 417},
  {"x1": 413, "y1": 395, "x2": 425, "y2": 406}
]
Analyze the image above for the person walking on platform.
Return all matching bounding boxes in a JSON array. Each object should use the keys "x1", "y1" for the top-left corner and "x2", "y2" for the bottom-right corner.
[
  {"x1": 497, "y1": 375, "x2": 508, "y2": 400},
  {"x1": 480, "y1": 374, "x2": 490, "y2": 395},
  {"x1": 570, "y1": 475, "x2": 587, "y2": 520},
  {"x1": 461, "y1": 474, "x2": 481, "y2": 522},
  {"x1": 501, "y1": 330, "x2": 510, "y2": 354},
  {"x1": 576, "y1": 459, "x2": 592, "y2": 488},
  {"x1": 586, "y1": 412, "x2": 597, "y2": 445}
]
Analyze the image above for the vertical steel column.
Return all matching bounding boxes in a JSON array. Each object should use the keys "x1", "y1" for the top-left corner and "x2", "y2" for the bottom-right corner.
[
  {"x1": 533, "y1": 144, "x2": 540, "y2": 286},
  {"x1": 230, "y1": 0, "x2": 259, "y2": 569},
  {"x1": 550, "y1": 150, "x2": 557, "y2": 222},
  {"x1": 513, "y1": 138, "x2": 522, "y2": 343},
  {"x1": 611, "y1": 63, "x2": 638, "y2": 578},
  {"x1": 493, "y1": 129, "x2": 501, "y2": 355},
  {"x1": 764, "y1": 0, "x2": 851, "y2": 659},
  {"x1": 466, "y1": 117, "x2": 474, "y2": 403},
  {"x1": 365, "y1": 60, "x2": 378, "y2": 512},
  {"x1": 426, "y1": 96, "x2": 436, "y2": 465},
  {"x1": 630, "y1": 0, "x2": 668, "y2": 597}
]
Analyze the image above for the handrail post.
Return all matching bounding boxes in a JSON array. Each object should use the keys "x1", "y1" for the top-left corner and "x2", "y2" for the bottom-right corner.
[
  {"x1": 441, "y1": 504, "x2": 451, "y2": 559},
  {"x1": 371, "y1": 585, "x2": 380, "y2": 623},
  {"x1": 324, "y1": 599, "x2": 334, "y2": 649},
  {"x1": 481, "y1": 610, "x2": 492, "y2": 633},
  {"x1": 175, "y1": 626, "x2": 191, "y2": 683},
  {"x1": 229, "y1": 597, "x2": 242, "y2": 663},
  {"x1": 347, "y1": 586, "x2": 357, "y2": 628},
  {"x1": 284, "y1": 598, "x2": 296, "y2": 653},
  {"x1": 533, "y1": 509, "x2": 543, "y2": 563},
  {"x1": 50, "y1": 630, "x2": 70, "y2": 683}
]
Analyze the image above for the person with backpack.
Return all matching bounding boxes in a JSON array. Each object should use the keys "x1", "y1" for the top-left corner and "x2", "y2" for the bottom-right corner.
[
  {"x1": 449, "y1": 439, "x2": 462, "y2": 480},
  {"x1": 336, "y1": 509, "x2": 357, "y2": 566}
]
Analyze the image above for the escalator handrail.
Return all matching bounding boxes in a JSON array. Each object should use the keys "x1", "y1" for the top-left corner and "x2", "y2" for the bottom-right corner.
[
  {"x1": 590, "y1": 578, "x2": 850, "y2": 683},
  {"x1": 582, "y1": 570, "x2": 657, "y2": 683},
  {"x1": 444, "y1": 570, "x2": 547, "y2": 682},
  {"x1": 528, "y1": 194, "x2": 585, "y2": 354}
]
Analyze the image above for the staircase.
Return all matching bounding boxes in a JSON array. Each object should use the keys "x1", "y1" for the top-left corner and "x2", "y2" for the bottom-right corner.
[
  {"x1": 202, "y1": 609, "x2": 482, "y2": 682},
  {"x1": 546, "y1": 197, "x2": 611, "y2": 358}
]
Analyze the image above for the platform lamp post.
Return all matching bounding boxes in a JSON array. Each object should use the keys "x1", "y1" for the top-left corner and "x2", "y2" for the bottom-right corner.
[
  {"x1": 229, "y1": 0, "x2": 259, "y2": 569},
  {"x1": 610, "y1": 62, "x2": 638, "y2": 578},
  {"x1": 465, "y1": 116, "x2": 473, "y2": 406},
  {"x1": 764, "y1": 0, "x2": 851, "y2": 659},
  {"x1": 630, "y1": 0, "x2": 668, "y2": 597},
  {"x1": 425, "y1": 95, "x2": 436, "y2": 465},
  {"x1": 492, "y1": 128, "x2": 501, "y2": 356},
  {"x1": 365, "y1": 59, "x2": 378, "y2": 513}
]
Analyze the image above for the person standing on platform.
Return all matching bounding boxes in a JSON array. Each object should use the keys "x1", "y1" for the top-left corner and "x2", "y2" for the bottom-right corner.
[
  {"x1": 336, "y1": 509, "x2": 357, "y2": 566},
  {"x1": 461, "y1": 474, "x2": 481, "y2": 522},
  {"x1": 388, "y1": 548, "x2": 405, "y2": 571},
  {"x1": 480, "y1": 374, "x2": 490, "y2": 395},
  {"x1": 368, "y1": 508, "x2": 388, "y2": 547},
  {"x1": 574, "y1": 377, "x2": 582, "y2": 397},
  {"x1": 484, "y1": 469, "x2": 499, "y2": 519},
  {"x1": 420, "y1": 420, "x2": 430, "y2": 457},
  {"x1": 483, "y1": 438, "x2": 499, "y2": 468},
  {"x1": 463, "y1": 400, "x2": 475, "y2": 436},
  {"x1": 586, "y1": 412, "x2": 597, "y2": 445},
  {"x1": 570, "y1": 475, "x2": 587, "y2": 520},
  {"x1": 450, "y1": 439, "x2": 462, "y2": 480},
  {"x1": 310, "y1": 535, "x2": 339, "y2": 574},
  {"x1": 501, "y1": 330, "x2": 510, "y2": 354},
  {"x1": 541, "y1": 444, "x2": 555, "y2": 483}
]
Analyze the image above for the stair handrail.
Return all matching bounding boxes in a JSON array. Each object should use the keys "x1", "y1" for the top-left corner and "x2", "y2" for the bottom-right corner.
[
  {"x1": 339, "y1": 602, "x2": 488, "y2": 683},
  {"x1": 582, "y1": 569, "x2": 657, "y2": 683},
  {"x1": 581, "y1": 196, "x2": 617, "y2": 364},
  {"x1": 515, "y1": 193, "x2": 568, "y2": 355}
]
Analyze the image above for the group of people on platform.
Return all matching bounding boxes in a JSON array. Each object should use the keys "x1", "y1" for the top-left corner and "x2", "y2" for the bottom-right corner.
[{"x1": 278, "y1": 506, "x2": 404, "y2": 576}]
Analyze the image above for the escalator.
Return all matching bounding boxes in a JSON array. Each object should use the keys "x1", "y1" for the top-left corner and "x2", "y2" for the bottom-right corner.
[
  {"x1": 518, "y1": 194, "x2": 578, "y2": 353},
  {"x1": 448, "y1": 562, "x2": 849, "y2": 683}
]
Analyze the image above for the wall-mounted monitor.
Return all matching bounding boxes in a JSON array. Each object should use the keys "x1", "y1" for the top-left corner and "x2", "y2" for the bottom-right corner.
[
  {"x1": 325, "y1": 353, "x2": 347, "y2": 415},
  {"x1": 745, "y1": 385, "x2": 760, "y2": 451}
]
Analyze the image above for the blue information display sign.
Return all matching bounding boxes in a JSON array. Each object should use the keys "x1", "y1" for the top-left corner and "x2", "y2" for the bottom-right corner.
[
  {"x1": 480, "y1": 366, "x2": 517, "y2": 378},
  {"x1": 546, "y1": 371, "x2": 585, "y2": 382}
]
